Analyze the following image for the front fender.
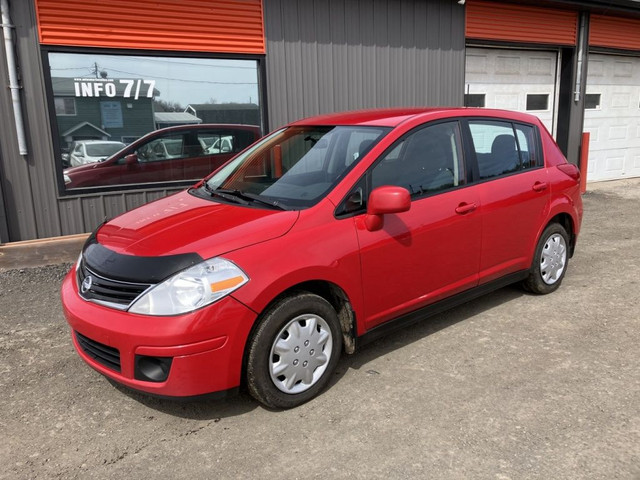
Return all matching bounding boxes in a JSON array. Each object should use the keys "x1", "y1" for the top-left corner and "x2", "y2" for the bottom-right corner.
[{"x1": 225, "y1": 215, "x2": 365, "y2": 328}]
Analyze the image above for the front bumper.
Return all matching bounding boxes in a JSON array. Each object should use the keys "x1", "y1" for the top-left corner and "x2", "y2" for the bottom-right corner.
[{"x1": 61, "y1": 268, "x2": 258, "y2": 397}]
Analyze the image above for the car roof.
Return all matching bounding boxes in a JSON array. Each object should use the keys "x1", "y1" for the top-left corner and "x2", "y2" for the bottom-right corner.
[
  {"x1": 288, "y1": 107, "x2": 543, "y2": 128},
  {"x1": 77, "y1": 140, "x2": 125, "y2": 144},
  {"x1": 153, "y1": 123, "x2": 261, "y2": 134}
]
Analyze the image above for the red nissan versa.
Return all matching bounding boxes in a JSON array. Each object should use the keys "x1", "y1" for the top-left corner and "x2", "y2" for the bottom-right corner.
[
  {"x1": 63, "y1": 124, "x2": 261, "y2": 189},
  {"x1": 61, "y1": 108, "x2": 583, "y2": 408}
]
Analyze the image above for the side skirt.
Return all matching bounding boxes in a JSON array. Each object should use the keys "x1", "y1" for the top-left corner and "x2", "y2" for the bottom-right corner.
[{"x1": 356, "y1": 270, "x2": 529, "y2": 349}]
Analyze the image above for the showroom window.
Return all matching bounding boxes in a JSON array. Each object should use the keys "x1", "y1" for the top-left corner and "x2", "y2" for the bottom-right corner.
[{"x1": 45, "y1": 51, "x2": 264, "y2": 193}]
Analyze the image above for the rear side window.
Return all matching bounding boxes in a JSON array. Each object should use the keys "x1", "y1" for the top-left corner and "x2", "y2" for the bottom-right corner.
[
  {"x1": 371, "y1": 121, "x2": 465, "y2": 197},
  {"x1": 468, "y1": 120, "x2": 539, "y2": 180}
]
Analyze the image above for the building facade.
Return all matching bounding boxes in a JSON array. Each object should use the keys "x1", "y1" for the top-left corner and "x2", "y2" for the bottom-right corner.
[{"x1": 0, "y1": 0, "x2": 639, "y2": 242}]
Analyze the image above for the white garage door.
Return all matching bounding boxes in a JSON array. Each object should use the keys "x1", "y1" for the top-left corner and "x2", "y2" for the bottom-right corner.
[
  {"x1": 465, "y1": 47, "x2": 559, "y2": 135},
  {"x1": 584, "y1": 54, "x2": 640, "y2": 182}
]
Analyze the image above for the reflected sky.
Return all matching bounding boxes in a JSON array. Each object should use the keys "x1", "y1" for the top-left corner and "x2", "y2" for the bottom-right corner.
[{"x1": 49, "y1": 53, "x2": 259, "y2": 106}]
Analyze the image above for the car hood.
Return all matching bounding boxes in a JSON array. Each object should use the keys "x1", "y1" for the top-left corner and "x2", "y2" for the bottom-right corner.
[
  {"x1": 65, "y1": 161, "x2": 105, "y2": 174},
  {"x1": 95, "y1": 190, "x2": 300, "y2": 258}
]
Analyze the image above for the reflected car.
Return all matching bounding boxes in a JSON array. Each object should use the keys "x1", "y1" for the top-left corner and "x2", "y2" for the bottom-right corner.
[
  {"x1": 68, "y1": 140, "x2": 127, "y2": 167},
  {"x1": 61, "y1": 108, "x2": 583, "y2": 409},
  {"x1": 63, "y1": 124, "x2": 261, "y2": 189}
]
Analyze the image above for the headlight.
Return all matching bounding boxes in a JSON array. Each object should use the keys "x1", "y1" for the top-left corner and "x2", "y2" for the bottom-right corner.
[
  {"x1": 64, "y1": 174, "x2": 71, "y2": 184},
  {"x1": 128, "y1": 257, "x2": 248, "y2": 316}
]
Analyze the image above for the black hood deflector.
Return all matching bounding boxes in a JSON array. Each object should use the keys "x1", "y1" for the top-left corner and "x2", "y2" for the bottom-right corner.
[{"x1": 82, "y1": 228, "x2": 203, "y2": 284}]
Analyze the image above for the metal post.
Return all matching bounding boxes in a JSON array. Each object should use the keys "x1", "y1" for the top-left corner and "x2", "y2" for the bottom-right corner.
[{"x1": 1, "y1": 0, "x2": 28, "y2": 155}]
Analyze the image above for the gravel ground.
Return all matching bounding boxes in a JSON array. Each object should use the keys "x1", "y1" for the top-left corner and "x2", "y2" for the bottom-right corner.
[{"x1": 1, "y1": 179, "x2": 639, "y2": 479}]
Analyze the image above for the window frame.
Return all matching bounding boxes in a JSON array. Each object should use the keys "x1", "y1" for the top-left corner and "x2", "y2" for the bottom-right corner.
[
  {"x1": 584, "y1": 93, "x2": 602, "y2": 110},
  {"x1": 54, "y1": 97, "x2": 77, "y2": 116},
  {"x1": 335, "y1": 119, "x2": 472, "y2": 218},
  {"x1": 462, "y1": 117, "x2": 544, "y2": 185},
  {"x1": 41, "y1": 45, "x2": 269, "y2": 198},
  {"x1": 464, "y1": 93, "x2": 486, "y2": 108},
  {"x1": 525, "y1": 93, "x2": 551, "y2": 112}
]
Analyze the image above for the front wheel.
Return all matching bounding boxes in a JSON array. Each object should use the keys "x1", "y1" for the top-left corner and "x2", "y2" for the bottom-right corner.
[
  {"x1": 522, "y1": 223, "x2": 570, "y2": 294},
  {"x1": 246, "y1": 293, "x2": 342, "y2": 409}
]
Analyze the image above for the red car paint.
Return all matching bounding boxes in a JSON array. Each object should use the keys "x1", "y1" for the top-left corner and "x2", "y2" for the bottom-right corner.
[
  {"x1": 61, "y1": 108, "x2": 583, "y2": 400},
  {"x1": 63, "y1": 124, "x2": 261, "y2": 189}
]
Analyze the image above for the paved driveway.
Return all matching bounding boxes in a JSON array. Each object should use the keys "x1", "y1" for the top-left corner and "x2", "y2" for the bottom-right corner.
[{"x1": 1, "y1": 179, "x2": 639, "y2": 479}]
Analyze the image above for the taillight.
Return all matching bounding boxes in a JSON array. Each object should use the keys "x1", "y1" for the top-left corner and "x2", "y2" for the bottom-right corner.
[{"x1": 557, "y1": 163, "x2": 580, "y2": 182}]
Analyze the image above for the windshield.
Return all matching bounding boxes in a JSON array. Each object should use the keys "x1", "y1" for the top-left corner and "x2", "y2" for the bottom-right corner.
[
  {"x1": 204, "y1": 125, "x2": 389, "y2": 209},
  {"x1": 86, "y1": 143, "x2": 125, "y2": 157}
]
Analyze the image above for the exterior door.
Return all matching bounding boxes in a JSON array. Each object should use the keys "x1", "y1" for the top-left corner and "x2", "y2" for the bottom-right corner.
[
  {"x1": 465, "y1": 47, "x2": 559, "y2": 136},
  {"x1": 584, "y1": 53, "x2": 640, "y2": 181},
  {"x1": 466, "y1": 119, "x2": 550, "y2": 284},
  {"x1": 355, "y1": 121, "x2": 482, "y2": 331}
]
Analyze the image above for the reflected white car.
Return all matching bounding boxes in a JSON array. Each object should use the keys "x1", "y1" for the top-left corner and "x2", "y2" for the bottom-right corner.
[{"x1": 69, "y1": 140, "x2": 126, "y2": 167}]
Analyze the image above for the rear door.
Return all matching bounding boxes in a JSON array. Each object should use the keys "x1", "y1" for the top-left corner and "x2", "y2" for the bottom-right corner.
[
  {"x1": 466, "y1": 119, "x2": 550, "y2": 284},
  {"x1": 352, "y1": 120, "x2": 482, "y2": 330}
]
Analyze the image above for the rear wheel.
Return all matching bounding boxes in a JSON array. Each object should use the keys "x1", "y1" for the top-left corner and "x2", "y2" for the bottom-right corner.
[
  {"x1": 246, "y1": 292, "x2": 342, "y2": 409},
  {"x1": 523, "y1": 223, "x2": 570, "y2": 294}
]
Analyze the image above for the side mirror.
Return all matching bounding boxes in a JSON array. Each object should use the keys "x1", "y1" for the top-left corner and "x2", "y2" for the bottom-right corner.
[
  {"x1": 124, "y1": 153, "x2": 138, "y2": 166},
  {"x1": 365, "y1": 186, "x2": 411, "y2": 231}
]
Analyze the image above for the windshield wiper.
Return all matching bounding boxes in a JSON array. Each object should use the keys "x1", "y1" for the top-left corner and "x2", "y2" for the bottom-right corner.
[
  {"x1": 202, "y1": 184, "x2": 250, "y2": 205},
  {"x1": 216, "y1": 188, "x2": 289, "y2": 211},
  {"x1": 206, "y1": 186, "x2": 288, "y2": 210}
]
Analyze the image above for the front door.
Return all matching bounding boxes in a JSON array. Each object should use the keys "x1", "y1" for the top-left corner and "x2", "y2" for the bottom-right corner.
[{"x1": 355, "y1": 121, "x2": 482, "y2": 331}]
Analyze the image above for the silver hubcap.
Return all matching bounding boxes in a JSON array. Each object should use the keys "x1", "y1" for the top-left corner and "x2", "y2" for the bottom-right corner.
[
  {"x1": 540, "y1": 233, "x2": 567, "y2": 285},
  {"x1": 269, "y1": 314, "x2": 333, "y2": 394}
]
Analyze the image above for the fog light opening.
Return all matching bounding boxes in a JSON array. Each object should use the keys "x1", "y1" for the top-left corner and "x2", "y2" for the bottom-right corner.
[{"x1": 134, "y1": 355, "x2": 173, "y2": 382}]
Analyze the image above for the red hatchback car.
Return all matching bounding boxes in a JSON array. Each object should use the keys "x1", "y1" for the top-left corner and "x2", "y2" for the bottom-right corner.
[
  {"x1": 61, "y1": 108, "x2": 583, "y2": 408},
  {"x1": 63, "y1": 124, "x2": 261, "y2": 189}
]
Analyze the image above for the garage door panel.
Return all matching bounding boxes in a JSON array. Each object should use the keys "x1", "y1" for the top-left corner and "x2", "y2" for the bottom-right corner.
[
  {"x1": 585, "y1": 54, "x2": 640, "y2": 182},
  {"x1": 465, "y1": 47, "x2": 557, "y2": 133}
]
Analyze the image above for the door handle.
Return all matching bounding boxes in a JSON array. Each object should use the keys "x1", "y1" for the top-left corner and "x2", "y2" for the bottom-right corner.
[
  {"x1": 455, "y1": 202, "x2": 477, "y2": 215},
  {"x1": 532, "y1": 181, "x2": 548, "y2": 192}
]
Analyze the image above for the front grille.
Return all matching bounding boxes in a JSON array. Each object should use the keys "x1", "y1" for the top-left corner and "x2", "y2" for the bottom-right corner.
[
  {"x1": 75, "y1": 331, "x2": 121, "y2": 372},
  {"x1": 77, "y1": 260, "x2": 152, "y2": 309}
]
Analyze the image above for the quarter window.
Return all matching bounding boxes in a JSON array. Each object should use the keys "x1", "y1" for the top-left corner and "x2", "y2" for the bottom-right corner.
[{"x1": 371, "y1": 122, "x2": 465, "y2": 197}]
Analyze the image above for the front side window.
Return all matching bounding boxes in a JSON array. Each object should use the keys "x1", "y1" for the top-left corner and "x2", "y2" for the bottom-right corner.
[
  {"x1": 469, "y1": 120, "x2": 539, "y2": 179},
  {"x1": 203, "y1": 126, "x2": 390, "y2": 209},
  {"x1": 135, "y1": 134, "x2": 185, "y2": 162},
  {"x1": 371, "y1": 121, "x2": 465, "y2": 197},
  {"x1": 48, "y1": 51, "x2": 263, "y2": 192}
]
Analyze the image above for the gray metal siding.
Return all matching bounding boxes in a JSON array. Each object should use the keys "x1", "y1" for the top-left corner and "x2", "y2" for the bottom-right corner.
[
  {"x1": 1, "y1": 0, "x2": 465, "y2": 242},
  {"x1": 0, "y1": 1, "x2": 191, "y2": 241},
  {"x1": 0, "y1": 0, "x2": 39, "y2": 240},
  {"x1": 264, "y1": 0, "x2": 466, "y2": 129}
]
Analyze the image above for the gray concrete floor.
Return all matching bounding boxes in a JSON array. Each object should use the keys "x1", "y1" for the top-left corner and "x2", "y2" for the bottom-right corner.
[{"x1": 1, "y1": 179, "x2": 639, "y2": 479}]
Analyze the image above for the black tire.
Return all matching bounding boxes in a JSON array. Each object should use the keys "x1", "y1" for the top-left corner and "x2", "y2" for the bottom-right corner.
[
  {"x1": 246, "y1": 292, "x2": 342, "y2": 409},
  {"x1": 522, "y1": 223, "x2": 570, "y2": 294}
]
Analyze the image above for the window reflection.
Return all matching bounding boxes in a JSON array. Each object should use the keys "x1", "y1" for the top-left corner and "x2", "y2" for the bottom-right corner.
[{"x1": 49, "y1": 52, "x2": 262, "y2": 190}]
